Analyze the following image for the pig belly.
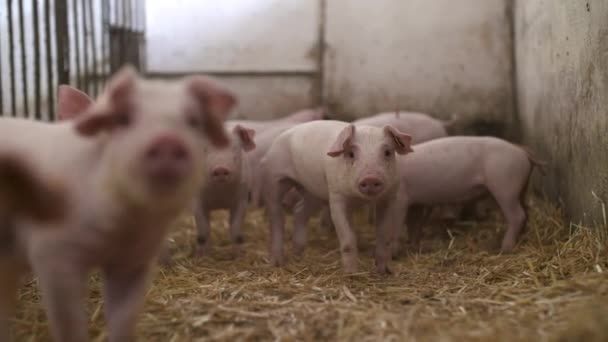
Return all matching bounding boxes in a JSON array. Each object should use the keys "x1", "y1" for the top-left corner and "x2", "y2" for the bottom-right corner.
[{"x1": 404, "y1": 161, "x2": 486, "y2": 205}]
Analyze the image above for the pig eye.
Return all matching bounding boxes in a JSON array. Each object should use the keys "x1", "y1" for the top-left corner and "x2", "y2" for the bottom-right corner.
[
  {"x1": 346, "y1": 151, "x2": 355, "y2": 159},
  {"x1": 384, "y1": 149, "x2": 391, "y2": 158},
  {"x1": 187, "y1": 114, "x2": 202, "y2": 129}
]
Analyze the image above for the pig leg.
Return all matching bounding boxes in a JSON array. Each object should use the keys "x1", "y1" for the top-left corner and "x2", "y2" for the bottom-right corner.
[
  {"x1": 493, "y1": 193, "x2": 527, "y2": 253},
  {"x1": 328, "y1": 194, "x2": 358, "y2": 273},
  {"x1": 193, "y1": 202, "x2": 212, "y2": 257},
  {"x1": 292, "y1": 193, "x2": 323, "y2": 256},
  {"x1": 265, "y1": 178, "x2": 293, "y2": 266},
  {"x1": 374, "y1": 199, "x2": 401, "y2": 275},
  {"x1": 228, "y1": 189, "x2": 249, "y2": 258},
  {"x1": 319, "y1": 206, "x2": 334, "y2": 234},
  {"x1": 33, "y1": 260, "x2": 88, "y2": 342},
  {"x1": 103, "y1": 266, "x2": 151, "y2": 342}
]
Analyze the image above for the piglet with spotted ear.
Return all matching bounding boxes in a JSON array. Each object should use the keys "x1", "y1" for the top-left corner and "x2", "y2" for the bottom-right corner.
[
  {"x1": 0, "y1": 65, "x2": 235, "y2": 341},
  {"x1": 191, "y1": 124, "x2": 256, "y2": 259},
  {"x1": 258, "y1": 120, "x2": 412, "y2": 274}
]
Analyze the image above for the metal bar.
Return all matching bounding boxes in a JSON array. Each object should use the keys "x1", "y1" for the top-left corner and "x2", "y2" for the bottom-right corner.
[
  {"x1": 18, "y1": 0, "x2": 29, "y2": 116},
  {"x1": 72, "y1": 0, "x2": 82, "y2": 89},
  {"x1": 55, "y1": 0, "x2": 70, "y2": 86},
  {"x1": 44, "y1": 0, "x2": 55, "y2": 120},
  {"x1": 146, "y1": 70, "x2": 319, "y2": 78},
  {"x1": 33, "y1": 0, "x2": 42, "y2": 119},
  {"x1": 8, "y1": 0, "x2": 17, "y2": 116},
  {"x1": 0, "y1": 3, "x2": 4, "y2": 115},
  {"x1": 101, "y1": 0, "x2": 109, "y2": 86},
  {"x1": 88, "y1": 0, "x2": 98, "y2": 97},
  {"x1": 81, "y1": 0, "x2": 89, "y2": 95},
  {"x1": 316, "y1": 0, "x2": 327, "y2": 107}
]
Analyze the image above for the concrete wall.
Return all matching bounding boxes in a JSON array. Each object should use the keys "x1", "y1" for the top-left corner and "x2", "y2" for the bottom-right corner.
[
  {"x1": 146, "y1": 0, "x2": 320, "y2": 120},
  {"x1": 146, "y1": 0, "x2": 515, "y2": 129},
  {"x1": 324, "y1": 0, "x2": 514, "y2": 127},
  {"x1": 515, "y1": 0, "x2": 608, "y2": 224}
]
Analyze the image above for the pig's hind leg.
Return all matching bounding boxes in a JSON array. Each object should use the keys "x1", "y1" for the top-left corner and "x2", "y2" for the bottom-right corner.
[
  {"x1": 487, "y1": 184, "x2": 528, "y2": 253},
  {"x1": 0, "y1": 257, "x2": 20, "y2": 341},
  {"x1": 193, "y1": 202, "x2": 212, "y2": 257},
  {"x1": 292, "y1": 191, "x2": 323, "y2": 256},
  {"x1": 228, "y1": 188, "x2": 249, "y2": 258}
]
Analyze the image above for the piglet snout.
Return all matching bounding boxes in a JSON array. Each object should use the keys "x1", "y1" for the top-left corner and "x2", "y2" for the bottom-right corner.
[
  {"x1": 211, "y1": 166, "x2": 231, "y2": 182},
  {"x1": 144, "y1": 135, "x2": 192, "y2": 189},
  {"x1": 358, "y1": 176, "x2": 384, "y2": 197}
]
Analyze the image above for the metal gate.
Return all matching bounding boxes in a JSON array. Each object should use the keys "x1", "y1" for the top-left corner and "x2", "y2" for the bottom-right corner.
[{"x1": 0, "y1": 0, "x2": 146, "y2": 121}]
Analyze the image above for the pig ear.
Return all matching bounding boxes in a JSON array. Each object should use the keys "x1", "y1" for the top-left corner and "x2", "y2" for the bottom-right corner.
[
  {"x1": 384, "y1": 125, "x2": 413, "y2": 154},
  {"x1": 57, "y1": 85, "x2": 94, "y2": 121},
  {"x1": 187, "y1": 75, "x2": 235, "y2": 148},
  {"x1": 0, "y1": 155, "x2": 67, "y2": 222},
  {"x1": 234, "y1": 125, "x2": 256, "y2": 152},
  {"x1": 327, "y1": 124, "x2": 355, "y2": 157},
  {"x1": 74, "y1": 65, "x2": 137, "y2": 136}
]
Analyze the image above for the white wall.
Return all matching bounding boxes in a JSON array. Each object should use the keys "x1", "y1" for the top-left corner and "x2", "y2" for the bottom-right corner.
[
  {"x1": 146, "y1": 0, "x2": 320, "y2": 120},
  {"x1": 146, "y1": 0, "x2": 514, "y2": 125},
  {"x1": 325, "y1": 0, "x2": 513, "y2": 122}
]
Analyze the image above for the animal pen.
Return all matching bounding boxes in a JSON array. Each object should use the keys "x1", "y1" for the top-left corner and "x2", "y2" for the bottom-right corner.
[{"x1": 2, "y1": 0, "x2": 608, "y2": 341}]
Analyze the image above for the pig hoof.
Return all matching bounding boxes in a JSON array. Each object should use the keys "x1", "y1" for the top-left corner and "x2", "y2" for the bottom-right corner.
[
  {"x1": 270, "y1": 254, "x2": 286, "y2": 267},
  {"x1": 293, "y1": 245, "x2": 306, "y2": 256},
  {"x1": 375, "y1": 264, "x2": 393, "y2": 276}
]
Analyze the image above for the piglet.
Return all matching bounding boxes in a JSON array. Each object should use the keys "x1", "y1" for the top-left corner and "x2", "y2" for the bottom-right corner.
[
  {"x1": 0, "y1": 65, "x2": 234, "y2": 341},
  {"x1": 259, "y1": 121, "x2": 412, "y2": 274},
  {"x1": 394, "y1": 136, "x2": 545, "y2": 254},
  {"x1": 194, "y1": 124, "x2": 256, "y2": 258}
]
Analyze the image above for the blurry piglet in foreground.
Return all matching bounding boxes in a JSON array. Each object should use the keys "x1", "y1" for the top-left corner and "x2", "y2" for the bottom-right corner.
[
  {"x1": 193, "y1": 124, "x2": 256, "y2": 258},
  {"x1": 393, "y1": 136, "x2": 545, "y2": 255},
  {"x1": 259, "y1": 121, "x2": 413, "y2": 274},
  {"x1": 0, "y1": 65, "x2": 234, "y2": 341}
]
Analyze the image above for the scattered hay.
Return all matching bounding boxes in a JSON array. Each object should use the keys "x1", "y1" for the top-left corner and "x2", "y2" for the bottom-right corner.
[{"x1": 12, "y1": 197, "x2": 608, "y2": 341}]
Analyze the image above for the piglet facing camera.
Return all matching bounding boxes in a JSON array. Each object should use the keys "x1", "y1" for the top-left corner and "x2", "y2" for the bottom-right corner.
[
  {"x1": 259, "y1": 121, "x2": 412, "y2": 274},
  {"x1": 0, "y1": 66, "x2": 237, "y2": 342},
  {"x1": 193, "y1": 124, "x2": 256, "y2": 259}
]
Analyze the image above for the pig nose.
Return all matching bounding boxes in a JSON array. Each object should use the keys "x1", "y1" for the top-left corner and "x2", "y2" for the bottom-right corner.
[
  {"x1": 358, "y1": 177, "x2": 384, "y2": 196},
  {"x1": 146, "y1": 136, "x2": 189, "y2": 163},
  {"x1": 211, "y1": 166, "x2": 231, "y2": 179}
]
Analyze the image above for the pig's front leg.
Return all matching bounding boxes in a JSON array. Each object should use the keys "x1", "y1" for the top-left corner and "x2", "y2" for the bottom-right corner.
[
  {"x1": 319, "y1": 206, "x2": 334, "y2": 234},
  {"x1": 33, "y1": 258, "x2": 89, "y2": 342},
  {"x1": 193, "y1": 201, "x2": 212, "y2": 257},
  {"x1": 375, "y1": 197, "x2": 402, "y2": 275},
  {"x1": 228, "y1": 189, "x2": 249, "y2": 259},
  {"x1": 103, "y1": 265, "x2": 151, "y2": 342},
  {"x1": 328, "y1": 194, "x2": 358, "y2": 273},
  {"x1": 265, "y1": 179, "x2": 291, "y2": 266}
]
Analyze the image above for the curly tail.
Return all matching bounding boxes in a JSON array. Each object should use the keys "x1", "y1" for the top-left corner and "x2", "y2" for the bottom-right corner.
[
  {"x1": 517, "y1": 145, "x2": 548, "y2": 175},
  {"x1": 442, "y1": 112, "x2": 464, "y2": 130}
]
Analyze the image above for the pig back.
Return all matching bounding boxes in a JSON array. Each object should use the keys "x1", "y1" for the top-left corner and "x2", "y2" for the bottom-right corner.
[
  {"x1": 356, "y1": 112, "x2": 447, "y2": 144},
  {"x1": 286, "y1": 121, "x2": 348, "y2": 200},
  {"x1": 398, "y1": 137, "x2": 488, "y2": 204}
]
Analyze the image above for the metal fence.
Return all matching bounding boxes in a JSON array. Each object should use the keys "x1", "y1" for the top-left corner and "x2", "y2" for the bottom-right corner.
[{"x1": 0, "y1": 0, "x2": 146, "y2": 120}]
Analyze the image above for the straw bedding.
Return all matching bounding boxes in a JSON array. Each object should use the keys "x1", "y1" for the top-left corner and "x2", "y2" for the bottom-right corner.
[{"x1": 12, "y1": 197, "x2": 608, "y2": 341}]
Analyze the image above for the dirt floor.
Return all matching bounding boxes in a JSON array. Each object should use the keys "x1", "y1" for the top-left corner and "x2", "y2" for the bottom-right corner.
[{"x1": 12, "y1": 197, "x2": 608, "y2": 341}]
